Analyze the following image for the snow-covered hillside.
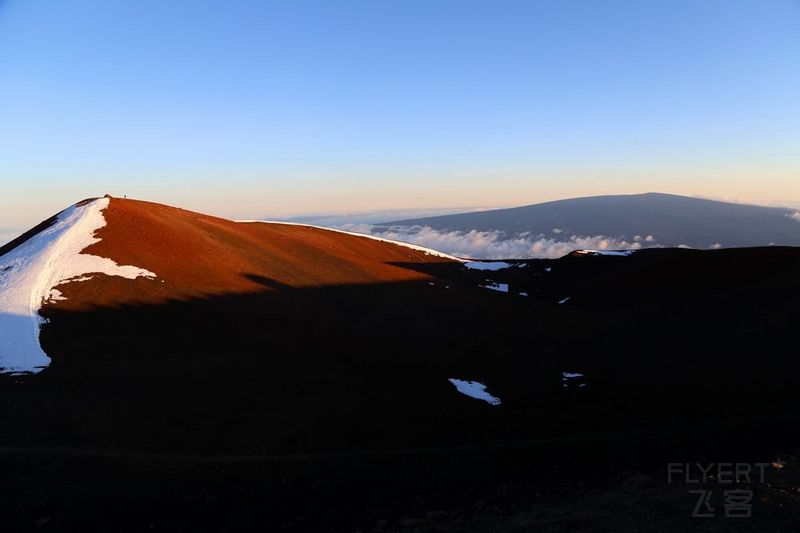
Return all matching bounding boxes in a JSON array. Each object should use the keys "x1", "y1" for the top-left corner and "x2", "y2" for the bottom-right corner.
[{"x1": 0, "y1": 198, "x2": 156, "y2": 375}]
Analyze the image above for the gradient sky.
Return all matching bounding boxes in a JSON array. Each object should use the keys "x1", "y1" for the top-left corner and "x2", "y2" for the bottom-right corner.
[{"x1": 1, "y1": 0, "x2": 799, "y2": 232}]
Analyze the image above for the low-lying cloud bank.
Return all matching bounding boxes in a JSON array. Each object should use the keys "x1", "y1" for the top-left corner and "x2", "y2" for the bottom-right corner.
[
  {"x1": 789, "y1": 212, "x2": 800, "y2": 222},
  {"x1": 337, "y1": 224, "x2": 657, "y2": 259}
]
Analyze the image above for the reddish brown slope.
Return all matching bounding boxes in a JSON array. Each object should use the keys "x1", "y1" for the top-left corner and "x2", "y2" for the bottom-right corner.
[{"x1": 51, "y1": 198, "x2": 456, "y2": 310}]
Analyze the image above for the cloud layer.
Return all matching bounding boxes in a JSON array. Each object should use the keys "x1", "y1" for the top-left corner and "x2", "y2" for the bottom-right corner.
[{"x1": 338, "y1": 224, "x2": 654, "y2": 259}]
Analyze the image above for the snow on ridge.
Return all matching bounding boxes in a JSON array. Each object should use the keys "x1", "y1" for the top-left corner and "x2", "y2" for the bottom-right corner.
[
  {"x1": 574, "y1": 249, "x2": 635, "y2": 257},
  {"x1": 237, "y1": 219, "x2": 464, "y2": 261},
  {"x1": 0, "y1": 198, "x2": 156, "y2": 375},
  {"x1": 448, "y1": 378, "x2": 502, "y2": 405}
]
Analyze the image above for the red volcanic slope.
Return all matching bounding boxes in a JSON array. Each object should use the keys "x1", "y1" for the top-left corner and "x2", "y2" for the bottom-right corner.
[{"x1": 50, "y1": 198, "x2": 457, "y2": 310}]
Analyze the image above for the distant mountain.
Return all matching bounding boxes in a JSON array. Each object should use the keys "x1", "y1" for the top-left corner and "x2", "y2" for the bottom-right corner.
[
  {"x1": 386, "y1": 193, "x2": 800, "y2": 248},
  {"x1": 275, "y1": 206, "x2": 491, "y2": 227}
]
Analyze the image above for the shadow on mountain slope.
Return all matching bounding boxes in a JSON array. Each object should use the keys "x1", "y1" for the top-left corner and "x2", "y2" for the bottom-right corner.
[
  {"x1": 2, "y1": 247, "x2": 800, "y2": 531},
  {"x1": 2, "y1": 247, "x2": 800, "y2": 454}
]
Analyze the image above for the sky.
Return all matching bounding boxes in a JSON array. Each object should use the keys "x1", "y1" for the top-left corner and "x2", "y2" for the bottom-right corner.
[{"x1": 1, "y1": 0, "x2": 799, "y2": 235}]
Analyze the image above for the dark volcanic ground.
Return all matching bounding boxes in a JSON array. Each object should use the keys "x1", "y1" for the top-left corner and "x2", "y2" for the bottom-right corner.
[{"x1": 2, "y1": 242, "x2": 800, "y2": 531}]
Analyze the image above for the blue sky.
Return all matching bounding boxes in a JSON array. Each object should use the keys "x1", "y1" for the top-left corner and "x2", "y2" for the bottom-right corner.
[{"x1": 1, "y1": 0, "x2": 799, "y2": 231}]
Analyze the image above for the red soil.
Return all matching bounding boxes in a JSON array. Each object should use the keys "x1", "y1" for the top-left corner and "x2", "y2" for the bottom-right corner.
[{"x1": 52, "y1": 198, "x2": 456, "y2": 309}]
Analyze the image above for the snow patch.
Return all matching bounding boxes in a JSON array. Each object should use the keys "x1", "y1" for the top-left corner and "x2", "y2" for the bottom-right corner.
[
  {"x1": 562, "y1": 371, "x2": 587, "y2": 389},
  {"x1": 480, "y1": 282, "x2": 509, "y2": 293},
  {"x1": 45, "y1": 288, "x2": 67, "y2": 302},
  {"x1": 448, "y1": 379, "x2": 501, "y2": 405},
  {"x1": 574, "y1": 249, "x2": 634, "y2": 257},
  {"x1": 463, "y1": 261, "x2": 513, "y2": 271},
  {"x1": 0, "y1": 198, "x2": 156, "y2": 375}
]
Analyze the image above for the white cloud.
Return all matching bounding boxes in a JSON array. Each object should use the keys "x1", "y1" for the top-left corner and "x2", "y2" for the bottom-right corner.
[
  {"x1": 789, "y1": 212, "x2": 800, "y2": 222},
  {"x1": 337, "y1": 224, "x2": 652, "y2": 259}
]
